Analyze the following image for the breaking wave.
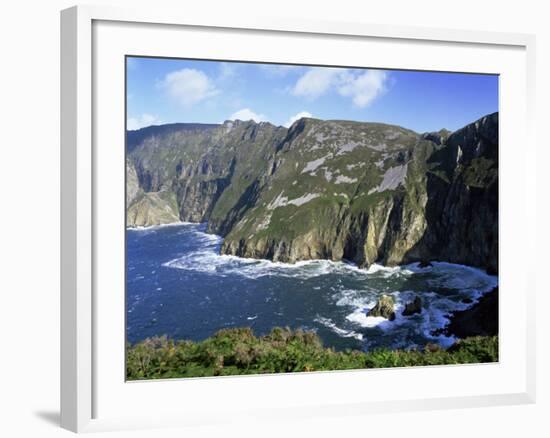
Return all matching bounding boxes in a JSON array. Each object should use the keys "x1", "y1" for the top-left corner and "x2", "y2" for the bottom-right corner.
[
  {"x1": 163, "y1": 225, "x2": 417, "y2": 281},
  {"x1": 127, "y1": 221, "x2": 196, "y2": 234},
  {"x1": 314, "y1": 316, "x2": 364, "y2": 340}
]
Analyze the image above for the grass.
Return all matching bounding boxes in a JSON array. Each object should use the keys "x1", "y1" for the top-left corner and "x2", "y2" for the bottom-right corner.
[{"x1": 126, "y1": 327, "x2": 498, "y2": 380}]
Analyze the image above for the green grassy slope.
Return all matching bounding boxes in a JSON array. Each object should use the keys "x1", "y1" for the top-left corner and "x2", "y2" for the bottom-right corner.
[{"x1": 126, "y1": 327, "x2": 498, "y2": 380}]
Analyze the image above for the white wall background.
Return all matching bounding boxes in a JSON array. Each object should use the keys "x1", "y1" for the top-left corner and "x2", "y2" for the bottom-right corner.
[{"x1": 0, "y1": 1, "x2": 547, "y2": 436}]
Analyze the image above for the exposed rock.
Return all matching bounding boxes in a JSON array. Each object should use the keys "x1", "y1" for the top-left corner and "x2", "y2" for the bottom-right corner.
[
  {"x1": 418, "y1": 260, "x2": 433, "y2": 268},
  {"x1": 371, "y1": 164, "x2": 408, "y2": 192},
  {"x1": 439, "y1": 288, "x2": 498, "y2": 338},
  {"x1": 367, "y1": 295, "x2": 396, "y2": 321},
  {"x1": 402, "y1": 296, "x2": 422, "y2": 316},
  {"x1": 421, "y1": 128, "x2": 451, "y2": 146},
  {"x1": 126, "y1": 158, "x2": 141, "y2": 206},
  {"x1": 126, "y1": 191, "x2": 179, "y2": 227}
]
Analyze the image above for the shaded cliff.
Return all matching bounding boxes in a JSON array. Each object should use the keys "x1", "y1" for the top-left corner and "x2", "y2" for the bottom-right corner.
[
  {"x1": 126, "y1": 113, "x2": 498, "y2": 272},
  {"x1": 402, "y1": 114, "x2": 498, "y2": 272}
]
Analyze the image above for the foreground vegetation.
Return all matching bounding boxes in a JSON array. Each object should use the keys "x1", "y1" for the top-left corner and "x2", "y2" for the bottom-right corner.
[{"x1": 126, "y1": 327, "x2": 498, "y2": 380}]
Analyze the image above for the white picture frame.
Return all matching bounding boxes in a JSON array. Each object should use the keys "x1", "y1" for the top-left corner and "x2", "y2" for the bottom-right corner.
[{"x1": 60, "y1": 4, "x2": 537, "y2": 433}]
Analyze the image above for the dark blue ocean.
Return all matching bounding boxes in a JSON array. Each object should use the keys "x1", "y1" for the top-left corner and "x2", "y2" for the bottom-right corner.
[{"x1": 126, "y1": 223, "x2": 497, "y2": 351}]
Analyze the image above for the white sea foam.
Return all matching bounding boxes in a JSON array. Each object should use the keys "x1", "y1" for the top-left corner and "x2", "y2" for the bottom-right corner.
[
  {"x1": 164, "y1": 240, "x2": 368, "y2": 280},
  {"x1": 160, "y1": 225, "x2": 405, "y2": 281},
  {"x1": 344, "y1": 294, "x2": 409, "y2": 331},
  {"x1": 127, "y1": 221, "x2": 195, "y2": 232},
  {"x1": 365, "y1": 263, "x2": 415, "y2": 278},
  {"x1": 334, "y1": 262, "x2": 497, "y2": 345},
  {"x1": 315, "y1": 316, "x2": 363, "y2": 340},
  {"x1": 346, "y1": 309, "x2": 386, "y2": 328},
  {"x1": 418, "y1": 304, "x2": 457, "y2": 347},
  {"x1": 423, "y1": 262, "x2": 497, "y2": 293},
  {"x1": 193, "y1": 230, "x2": 223, "y2": 245}
]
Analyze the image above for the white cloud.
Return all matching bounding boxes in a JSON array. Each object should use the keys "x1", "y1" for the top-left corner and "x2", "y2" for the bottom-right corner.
[
  {"x1": 284, "y1": 111, "x2": 313, "y2": 128},
  {"x1": 159, "y1": 68, "x2": 219, "y2": 107},
  {"x1": 218, "y1": 62, "x2": 238, "y2": 80},
  {"x1": 229, "y1": 108, "x2": 267, "y2": 123},
  {"x1": 337, "y1": 70, "x2": 388, "y2": 108},
  {"x1": 291, "y1": 67, "x2": 389, "y2": 107},
  {"x1": 291, "y1": 68, "x2": 343, "y2": 100},
  {"x1": 127, "y1": 113, "x2": 162, "y2": 130}
]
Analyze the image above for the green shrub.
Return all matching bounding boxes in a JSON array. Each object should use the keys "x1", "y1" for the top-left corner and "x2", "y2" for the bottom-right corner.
[{"x1": 126, "y1": 327, "x2": 498, "y2": 380}]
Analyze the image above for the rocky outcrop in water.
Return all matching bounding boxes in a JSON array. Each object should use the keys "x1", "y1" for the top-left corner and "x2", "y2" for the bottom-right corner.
[
  {"x1": 126, "y1": 113, "x2": 498, "y2": 272},
  {"x1": 402, "y1": 296, "x2": 422, "y2": 316},
  {"x1": 367, "y1": 295, "x2": 396, "y2": 320}
]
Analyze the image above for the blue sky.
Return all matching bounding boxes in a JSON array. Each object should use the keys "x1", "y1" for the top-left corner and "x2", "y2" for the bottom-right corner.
[{"x1": 126, "y1": 57, "x2": 498, "y2": 133}]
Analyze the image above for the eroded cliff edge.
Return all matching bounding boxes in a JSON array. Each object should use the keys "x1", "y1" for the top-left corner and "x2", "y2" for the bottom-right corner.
[{"x1": 126, "y1": 113, "x2": 498, "y2": 273}]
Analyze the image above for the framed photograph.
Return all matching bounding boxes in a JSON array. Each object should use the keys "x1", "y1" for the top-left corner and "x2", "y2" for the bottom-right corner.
[{"x1": 61, "y1": 4, "x2": 536, "y2": 433}]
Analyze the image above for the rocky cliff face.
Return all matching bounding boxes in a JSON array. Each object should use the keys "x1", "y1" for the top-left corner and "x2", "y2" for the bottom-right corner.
[
  {"x1": 403, "y1": 114, "x2": 498, "y2": 272},
  {"x1": 127, "y1": 113, "x2": 498, "y2": 272},
  {"x1": 126, "y1": 120, "x2": 286, "y2": 227}
]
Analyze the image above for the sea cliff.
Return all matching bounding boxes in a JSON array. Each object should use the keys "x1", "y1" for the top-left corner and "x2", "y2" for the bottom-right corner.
[{"x1": 126, "y1": 113, "x2": 498, "y2": 272}]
